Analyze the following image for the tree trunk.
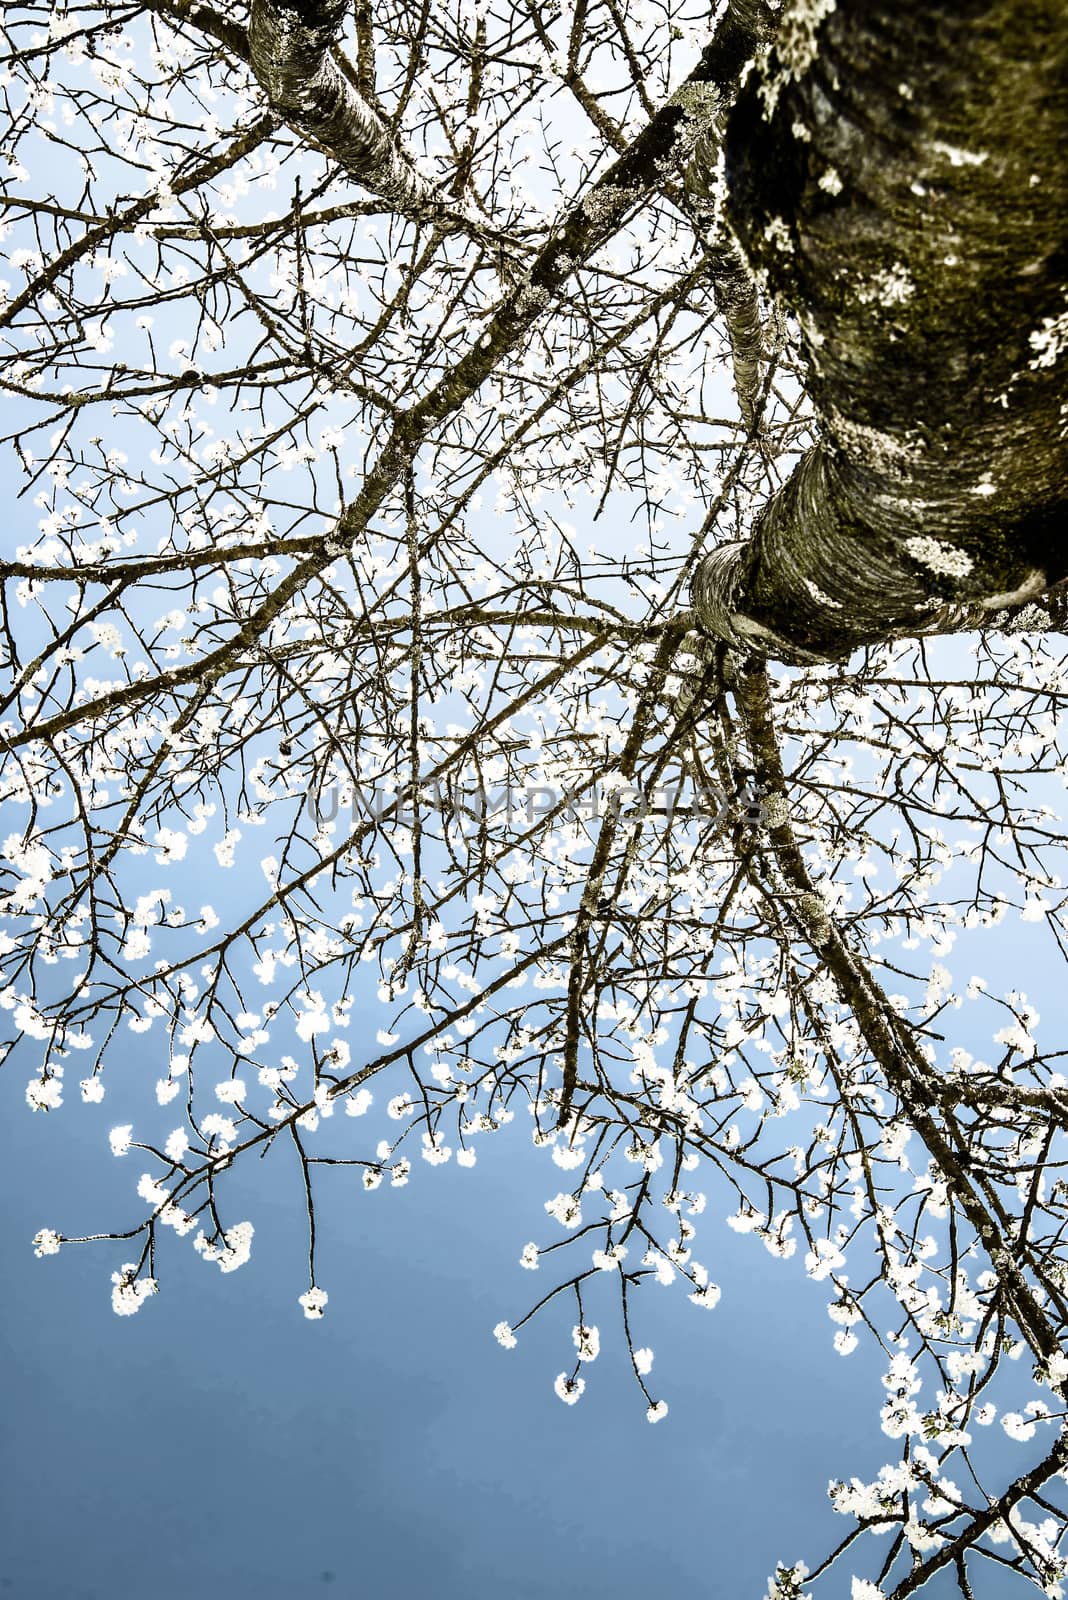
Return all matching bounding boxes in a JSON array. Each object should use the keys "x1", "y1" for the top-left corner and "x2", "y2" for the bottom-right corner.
[{"x1": 690, "y1": 0, "x2": 1068, "y2": 663}]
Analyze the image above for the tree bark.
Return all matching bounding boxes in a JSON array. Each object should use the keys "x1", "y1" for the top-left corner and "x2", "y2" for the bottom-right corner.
[
  {"x1": 690, "y1": 0, "x2": 1068, "y2": 663},
  {"x1": 683, "y1": 0, "x2": 776, "y2": 428},
  {"x1": 247, "y1": 0, "x2": 434, "y2": 214}
]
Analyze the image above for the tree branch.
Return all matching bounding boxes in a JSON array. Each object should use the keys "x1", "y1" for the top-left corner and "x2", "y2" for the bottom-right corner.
[{"x1": 246, "y1": 0, "x2": 433, "y2": 213}]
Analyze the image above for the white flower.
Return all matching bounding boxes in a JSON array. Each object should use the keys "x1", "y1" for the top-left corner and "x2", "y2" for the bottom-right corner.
[
  {"x1": 213, "y1": 829, "x2": 241, "y2": 868},
  {"x1": 153, "y1": 827, "x2": 188, "y2": 864},
  {"x1": 194, "y1": 1222, "x2": 254, "y2": 1273},
  {"x1": 834, "y1": 1329, "x2": 859, "y2": 1356},
  {"x1": 545, "y1": 1192, "x2": 582, "y2": 1228},
  {"x1": 689, "y1": 1282, "x2": 722, "y2": 1309},
  {"x1": 767, "y1": 1563, "x2": 812, "y2": 1600},
  {"x1": 633, "y1": 1347, "x2": 654, "y2": 1375},
  {"x1": 554, "y1": 1372, "x2": 585, "y2": 1405},
  {"x1": 805, "y1": 1237, "x2": 846, "y2": 1281},
  {"x1": 851, "y1": 1581, "x2": 885, "y2": 1600},
  {"x1": 215, "y1": 1079, "x2": 246, "y2": 1104},
  {"x1": 1043, "y1": 1352, "x2": 1068, "y2": 1387},
  {"x1": 298, "y1": 1286, "x2": 328, "y2": 1319},
  {"x1": 295, "y1": 1005, "x2": 329, "y2": 1041},
  {"x1": 828, "y1": 1295, "x2": 862, "y2": 1326},
  {"x1": 646, "y1": 1400, "x2": 668, "y2": 1423},
  {"x1": 362, "y1": 1167, "x2": 382, "y2": 1190},
  {"x1": 573, "y1": 1323, "x2": 600, "y2": 1362},
  {"x1": 421, "y1": 1131, "x2": 451, "y2": 1165},
  {"x1": 80, "y1": 1077, "x2": 105, "y2": 1103},
  {"x1": 592, "y1": 1244, "x2": 627, "y2": 1270},
  {"x1": 164, "y1": 1129, "x2": 189, "y2": 1163},
  {"x1": 137, "y1": 1173, "x2": 170, "y2": 1208},
  {"x1": 494, "y1": 1321, "x2": 517, "y2": 1349},
  {"x1": 552, "y1": 1141, "x2": 586, "y2": 1169},
  {"x1": 647, "y1": 1251, "x2": 676, "y2": 1286},
  {"x1": 111, "y1": 1264, "x2": 158, "y2": 1316},
  {"x1": 456, "y1": 1147, "x2": 477, "y2": 1168},
  {"x1": 520, "y1": 1242, "x2": 539, "y2": 1270},
  {"x1": 117, "y1": 928, "x2": 149, "y2": 961},
  {"x1": 1002, "y1": 1411, "x2": 1036, "y2": 1442},
  {"x1": 32, "y1": 1228, "x2": 62, "y2": 1257},
  {"x1": 26, "y1": 1076, "x2": 64, "y2": 1112},
  {"x1": 201, "y1": 1113, "x2": 237, "y2": 1147},
  {"x1": 156, "y1": 1077, "x2": 181, "y2": 1105},
  {"x1": 109, "y1": 1123, "x2": 134, "y2": 1156}
]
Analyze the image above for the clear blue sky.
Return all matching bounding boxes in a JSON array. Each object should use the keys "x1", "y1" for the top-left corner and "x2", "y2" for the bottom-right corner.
[{"x1": 1, "y1": 1049, "x2": 901, "y2": 1600}]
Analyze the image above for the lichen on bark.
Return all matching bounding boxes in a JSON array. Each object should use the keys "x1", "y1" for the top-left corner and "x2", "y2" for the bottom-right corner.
[
  {"x1": 692, "y1": 0, "x2": 1068, "y2": 662},
  {"x1": 247, "y1": 0, "x2": 433, "y2": 214}
]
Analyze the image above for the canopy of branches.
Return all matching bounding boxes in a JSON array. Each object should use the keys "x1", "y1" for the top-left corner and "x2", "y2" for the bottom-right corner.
[{"x1": 2, "y1": 1, "x2": 1067, "y2": 1596}]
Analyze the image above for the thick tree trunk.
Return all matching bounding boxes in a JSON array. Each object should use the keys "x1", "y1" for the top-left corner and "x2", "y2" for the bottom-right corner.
[{"x1": 690, "y1": 0, "x2": 1068, "y2": 663}]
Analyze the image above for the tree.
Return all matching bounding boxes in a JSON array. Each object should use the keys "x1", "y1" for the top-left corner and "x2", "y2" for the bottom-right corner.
[
  {"x1": 1, "y1": 0, "x2": 1067, "y2": 1594},
  {"x1": 689, "y1": 0, "x2": 1068, "y2": 664}
]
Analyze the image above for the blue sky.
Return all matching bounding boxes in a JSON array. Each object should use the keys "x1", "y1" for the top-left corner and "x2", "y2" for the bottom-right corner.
[{"x1": 1, "y1": 1054, "x2": 899, "y2": 1600}]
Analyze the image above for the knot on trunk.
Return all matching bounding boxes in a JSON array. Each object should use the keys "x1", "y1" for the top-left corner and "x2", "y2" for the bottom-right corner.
[{"x1": 691, "y1": 543, "x2": 831, "y2": 665}]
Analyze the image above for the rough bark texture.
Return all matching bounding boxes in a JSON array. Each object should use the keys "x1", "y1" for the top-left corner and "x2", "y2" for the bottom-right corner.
[
  {"x1": 684, "y1": 0, "x2": 775, "y2": 428},
  {"x1": 247, "y1": 0, "x2": 433, "y2": 213},
  {"x1": 690, "y1": 0, "x2": 1068, "y2": 662}
]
